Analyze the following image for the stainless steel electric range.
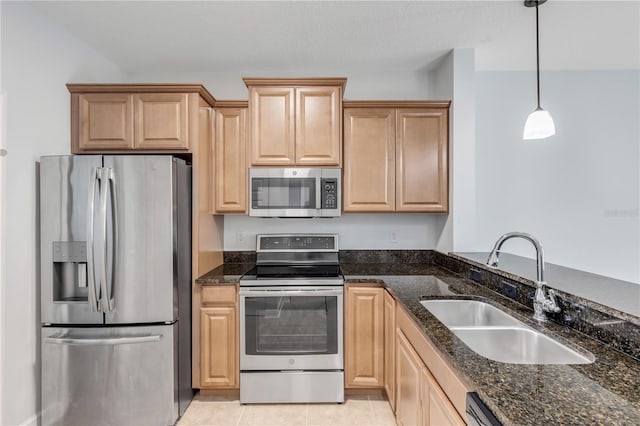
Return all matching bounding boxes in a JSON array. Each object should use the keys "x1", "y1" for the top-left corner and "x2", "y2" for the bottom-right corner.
[{"x1": 239, "y1": 234, "x2": 344, "y2": 404}]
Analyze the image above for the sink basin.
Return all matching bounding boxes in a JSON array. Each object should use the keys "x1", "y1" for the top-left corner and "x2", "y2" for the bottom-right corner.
[
  {"x1": 420, "y1": 300, "x2": 593, "y2": 364},
  {"x1": 420, "y1": 300, "x2": 522, "y2": 327},
  {"x1": 450, "y1": 327, "x2": 593, "y2": 364}
]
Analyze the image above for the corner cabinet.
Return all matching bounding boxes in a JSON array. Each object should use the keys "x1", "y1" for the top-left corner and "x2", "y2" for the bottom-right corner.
[
  {"x1": 394, "y1": 304, "x2": 468, "y2": 426},
  {"x1": 214, "y1": 101, "x2": 248, "y2": 213},
  {"x1": 343, "y1": 101, "x2": 450, "y2": 213},
  {"x1": 345, "y1": 284, "x2": 384, "y2": 388},
  {"x1": 198, "y1": 285, "x2": 239, "y2": 389},
  {"x1": 243, "y1": 78, "x2": 346, "y2": 166},
  {"x1": 68, "y1": 84, "x2": 216, "y2": 153},
  {"x1": 396, "y1": 329, "x2": 424, "y2": 426},
  {"x1": 384, "y1": 289, "x2": 396, "y2": 412}
]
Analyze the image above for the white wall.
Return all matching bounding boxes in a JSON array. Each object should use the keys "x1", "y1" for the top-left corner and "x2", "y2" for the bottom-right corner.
[
  {"x1": 126, "y1": 69, "x2": 437, "y2": 100},
  {"x1": 0, "y1": 3, "x2": 123, "y2": 425},
  {"x1": 476, "y1": 70, "x2": 640, "y2": 283},
  {"x1": 432, "y1": 49, "x2": 476, "y2": 254},
  {"x1": 0, "y1": 4, "x2": 5, "y2": 422},
  {"x1": 224, "y1": 214, "x2": 447, "y2": 251}
]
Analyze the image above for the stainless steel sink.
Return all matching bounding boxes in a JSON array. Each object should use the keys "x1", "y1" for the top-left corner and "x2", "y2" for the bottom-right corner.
[
  {"x1": 420, "y1": 300, "x2": 522, "y2": 327},
  {"x1": 420, "y1": 300, "x2": 594, "y2": 364}
]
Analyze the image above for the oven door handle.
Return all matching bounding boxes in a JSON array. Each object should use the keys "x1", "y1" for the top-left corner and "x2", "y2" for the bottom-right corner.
[{"x1": 239, "y1": 288, "x2": 343, "y2": 297}]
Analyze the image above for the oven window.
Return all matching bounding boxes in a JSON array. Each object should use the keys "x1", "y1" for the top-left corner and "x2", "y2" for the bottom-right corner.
[
  {"x1": 244, "y1": 295, "x2": 338, "y2": 355},
  {"x1": 252, "y1": 177, "x2": 316, "y2": 209}
]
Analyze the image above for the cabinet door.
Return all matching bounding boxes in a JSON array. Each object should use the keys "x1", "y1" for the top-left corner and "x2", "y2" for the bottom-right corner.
[
  {"x1": 200, "y1": 306, "x2": 237, "y2": 388},
  {"x1": 396, "y1": 108, "x2": 448, "y2": 212},
  {"x1": 384, "y1": 290, "x2": 396, "y2": 412},
  {"x1": 134, "y1": 93, "x2": 189, "y2": 150},
  {"x1": 295, "y1": 86, "x2": 341, "y2": 166},
  {"x1": 78, "y1": 93, "x2": 134, "y2": 150},
  {"x1": 396, "y1": 329, "x2": 423, "y2": 426},
  {"x1": 422, "y1": 366, "x2": 465, "y2": 426},
  {"x1": 215, "y1": 107, "x2": 247, "y2": 213},
  {"x1": 343, "y1": 108, "x2": 396, "y2": 212},
  {"x1": 345, "y1": 286, "x2": 384, "y2": 388},
  {"x1": 249, "y1": 87, "x2": 295, "y2": 165},
  {"x1": 197, "y1": 107, "x2": 214, "y2": 214}
]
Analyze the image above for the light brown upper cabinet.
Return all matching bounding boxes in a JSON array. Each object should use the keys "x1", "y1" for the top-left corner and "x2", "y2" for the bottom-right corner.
[
  {"x1": 214, "y1": 101, "x2": 248, "y2": 213},
  {"x1": 243, "y1": 78, "x2": 346, "y2": 166},
  {"x1": 67, "y1": 84, "x2": 216, "y2": 153},
  {"x1": 343, "y1": 101, "x2": 450, "y2": 213}
]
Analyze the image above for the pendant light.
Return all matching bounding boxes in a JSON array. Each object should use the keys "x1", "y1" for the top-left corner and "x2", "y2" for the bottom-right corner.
[{"x1": 523, "y1": 0, "x2": 555, "y2": 140}]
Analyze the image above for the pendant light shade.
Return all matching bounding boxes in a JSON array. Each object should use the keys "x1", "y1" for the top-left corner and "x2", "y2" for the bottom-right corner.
[
  {"x1": 523, "y1": 107, "x2": 555, "y2": 139},
  {"x1": 523, "y1": 0, "x2": 555, "y2": 140}
]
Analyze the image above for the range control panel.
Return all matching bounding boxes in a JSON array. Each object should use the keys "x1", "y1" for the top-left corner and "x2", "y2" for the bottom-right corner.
[
  {"x1": 320, "y1": 178, "x2": 338, "y2": 210},
  {"x1": 258, "y1": 235, "x2": 337, "y2": 251}
]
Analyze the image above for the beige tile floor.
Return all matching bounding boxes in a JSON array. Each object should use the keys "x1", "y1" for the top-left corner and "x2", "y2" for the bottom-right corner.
[{"x1": 178, "y1": 393, "x2": 397, "y2": 426}]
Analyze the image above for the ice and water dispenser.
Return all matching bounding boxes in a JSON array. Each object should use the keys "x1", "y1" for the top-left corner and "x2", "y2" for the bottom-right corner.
[{"x1": 52, "y1": 241, "x2": 88, "y2": 302}]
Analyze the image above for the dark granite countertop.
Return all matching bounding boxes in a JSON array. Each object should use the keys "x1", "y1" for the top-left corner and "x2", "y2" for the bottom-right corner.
[
  {"x1": 343, "y1": 263, "x2": 640, "y2": 426},
  {"x1": 196, "y1": 260, "x2": 640, "y2": 424},
  {"x1": 195, "y1": 263, "x2": 254, "y2": 284}
]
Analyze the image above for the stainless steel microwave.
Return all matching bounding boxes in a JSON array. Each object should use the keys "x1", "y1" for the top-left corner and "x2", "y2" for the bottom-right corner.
[{"x1": 249, "y1": 168, "x2": 341, "y2": 217}]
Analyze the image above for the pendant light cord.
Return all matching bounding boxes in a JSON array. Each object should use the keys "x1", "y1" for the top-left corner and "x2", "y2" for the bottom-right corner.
[{"x1": 535, "y1": 2, "x2": 541, "y2": 109}]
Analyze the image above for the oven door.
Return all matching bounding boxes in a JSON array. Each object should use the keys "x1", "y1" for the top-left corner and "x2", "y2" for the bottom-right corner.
[{"x1": 239, "y1": 286, "x2": 343, "y2": 371}]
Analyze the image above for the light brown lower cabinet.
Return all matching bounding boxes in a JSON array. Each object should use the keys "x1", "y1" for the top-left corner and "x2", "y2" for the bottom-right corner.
[
  {"x1": 422, "y1": 365, "x2": 465, "y2": 426},
  {"x1": 396, "y1": 329, "x2": 423, "y2": 426},
  {"x1": 396, "y1": 328, "x2": 464, "y2": 426},
  {"x1": 199, "y1": 286, "x2": 238, "y2": 389},
  {"x1": 384, "y1": 289, "x2": 396, "y2": 412},
  {"x1": 345, "y1": 285, "x2": 385, "y2": 388},
  {"x1": 394, "y1": 306, "x2": 467, "y2": 426}
]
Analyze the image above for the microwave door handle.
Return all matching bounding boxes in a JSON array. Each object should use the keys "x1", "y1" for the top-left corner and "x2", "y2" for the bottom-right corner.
[
  {"x1": 316, "y1": 179, "x2": 321, "y2": 210},
  {"x1": 86, "y1": 166, "x2": 101, "y2": 312},
  {"x1": 104, "y1": 167, "x2": 116, "y2": 312}
]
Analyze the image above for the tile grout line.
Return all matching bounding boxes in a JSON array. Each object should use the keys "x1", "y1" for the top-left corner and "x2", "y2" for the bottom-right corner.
[{"x1": 236, "y1": 403, "x2": 245, "y2": 426}]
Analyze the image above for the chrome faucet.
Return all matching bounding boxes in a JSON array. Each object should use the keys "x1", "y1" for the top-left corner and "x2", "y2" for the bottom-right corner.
[{"x1": 486, "y1": 232, "x2": 560, "y2": 322}]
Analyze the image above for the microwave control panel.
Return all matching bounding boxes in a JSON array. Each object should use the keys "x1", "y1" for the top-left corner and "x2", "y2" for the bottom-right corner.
[{"x1": 321, "y1": 178, "x2": 338, "y2": 209}]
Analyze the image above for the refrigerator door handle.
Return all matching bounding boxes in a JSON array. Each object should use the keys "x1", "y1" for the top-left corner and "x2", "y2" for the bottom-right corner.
[
  {"x1": 44, "y1": 334, "x2": 162, "y2": 346},
  {"x1": 104, "y1": 167, "x2": 117, "y2": 312},
  {"x1": 97, "y1": 167, "x2": 113, "y2": 313},
  {"x1": 86, "y1": 166, "x2": 101, "y2": 312}
]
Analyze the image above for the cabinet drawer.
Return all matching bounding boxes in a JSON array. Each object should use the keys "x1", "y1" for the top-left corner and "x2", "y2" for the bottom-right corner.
[{"x1": 202, "y1": 285, "x2": 237, "y2": 305}]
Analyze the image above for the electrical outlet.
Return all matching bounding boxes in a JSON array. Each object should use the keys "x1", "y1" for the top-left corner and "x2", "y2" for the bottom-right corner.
[
  {"x1": 391, "y1": 231, "x2": 399, "y2": 244},
  {"x1": 470, "y1": 269, "x2": 482, "y2": 283},
  {"x1": 236, "y1": 231, "x2": 247, "y2": 244},
  {"x1": 502, "y1": 281, "x2": 519, "y2": 300}
]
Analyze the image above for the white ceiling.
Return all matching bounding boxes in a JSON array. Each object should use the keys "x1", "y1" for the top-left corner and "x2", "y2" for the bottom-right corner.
[{"x1": 26, "y1": 0, "x2": 640, "y2": 74}]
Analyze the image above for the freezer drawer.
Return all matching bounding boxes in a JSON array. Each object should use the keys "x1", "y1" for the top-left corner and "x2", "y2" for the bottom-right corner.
[{"x1": 41, "y1": 325, "x2": 178, "y2": 426}]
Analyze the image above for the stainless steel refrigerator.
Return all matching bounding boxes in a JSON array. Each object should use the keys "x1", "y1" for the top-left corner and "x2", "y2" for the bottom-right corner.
[{"x1": 39, "y1": 155, "x2": 193, "y2": 426}]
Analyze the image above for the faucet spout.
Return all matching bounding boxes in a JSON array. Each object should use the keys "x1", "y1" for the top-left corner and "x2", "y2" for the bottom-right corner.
[
  {"x1": 486, "y1": 232, "x2": 545, "y2": 283},
  {"x1": 486, "y1": 232, "x2": 559, "y2": 322}
]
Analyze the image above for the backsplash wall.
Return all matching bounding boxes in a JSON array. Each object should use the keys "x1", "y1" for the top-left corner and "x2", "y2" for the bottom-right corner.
[{"x1": 223, "y1": 214, "x2": 449, "y2": 250}]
